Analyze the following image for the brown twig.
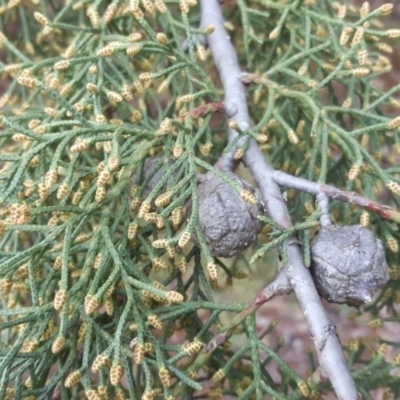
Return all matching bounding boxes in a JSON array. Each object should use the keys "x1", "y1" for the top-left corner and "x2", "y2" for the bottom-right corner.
[
  {"x1": 272, "y1": 170, "x2": 400, "y2": 223},
  {"x1": 205, "y1": 268, "x2": 293, "y2": 352},
  {"x1": 199, "y1": 1, "x2": 359, "y2": 398},
  {"x1": 176, "y1": 101, "x2": 229, "y2": 123}
]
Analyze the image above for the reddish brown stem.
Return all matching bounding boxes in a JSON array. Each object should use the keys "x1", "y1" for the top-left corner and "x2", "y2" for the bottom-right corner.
[
  {"x1": 271, "y1": 170, "x2": 400, "y2": 223},
  {"x1": 177, "y1": 101, "x2": 227, "y2": 123}
]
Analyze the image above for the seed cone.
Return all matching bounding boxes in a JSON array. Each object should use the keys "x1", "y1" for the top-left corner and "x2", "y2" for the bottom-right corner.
[
  {"x1": 191, "y1": 171, "x2": 263, "y2": 257},
  {"x1": 311, "y1": 225, "x2": 389, "y2": 307}
]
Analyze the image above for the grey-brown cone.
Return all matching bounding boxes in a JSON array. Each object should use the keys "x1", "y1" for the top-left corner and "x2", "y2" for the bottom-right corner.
[
  {"x1": 192, "y1": 171, "x2": 263, "y2": 258},
  {"x1": 311, "y1": 224, "x2": 389, "y2": 307}
]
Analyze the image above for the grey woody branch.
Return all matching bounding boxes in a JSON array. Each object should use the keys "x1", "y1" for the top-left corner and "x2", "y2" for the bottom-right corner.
[{"x1": 199, "y1": 1, "x2": 359, "y2": 399}]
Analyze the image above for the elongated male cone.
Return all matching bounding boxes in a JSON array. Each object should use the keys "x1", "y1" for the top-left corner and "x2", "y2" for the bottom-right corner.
[
  {"x1": 192, "y1": 171, "x2": 263, "y2": 257},
  {"x1": 311, "y1": 225, "x2": 389, "y2": 307}
]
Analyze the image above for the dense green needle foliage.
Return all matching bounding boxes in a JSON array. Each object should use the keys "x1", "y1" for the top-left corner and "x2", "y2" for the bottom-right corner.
[{"x1": 0, "y1": 0, "x2": 399, "y2": 399}]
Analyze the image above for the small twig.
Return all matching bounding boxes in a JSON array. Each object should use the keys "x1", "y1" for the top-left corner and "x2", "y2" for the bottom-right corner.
[
  {"x1": 250, "y1": 266, "x2": 293, "y2": 306},
  {"x1": 316, "y1": 193, "x2": 332, "y2": 227},
  {"x1": 199, "y1": 1, "x2": 359, "y2": 399},
  {"x1": 205, "y1": 268, "x2": 292, "y2": 352},
  {"x1": 176, "y1": 101, "x2": 230, "y2": 123},
  {"x1": 272, "y1": 170, "x2": 400, "y2": 223}
]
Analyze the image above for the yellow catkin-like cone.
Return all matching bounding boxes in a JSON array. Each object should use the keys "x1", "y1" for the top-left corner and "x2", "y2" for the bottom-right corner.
[
  {"x1": 110, "y1": 365, "x2": 124, "y2": 386},
  {"x1": 51, "y1": 336, "x2": 65, "y2": 354},
  {"x1": 159, "y1": 366, "x2": 172, "y2": 387},
  {"x1": 54, "y1": 290, "x2": 67, "y2": 311},
  {"x1": 64, "y1": 370, "x2": 81, "y2": 388}
]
